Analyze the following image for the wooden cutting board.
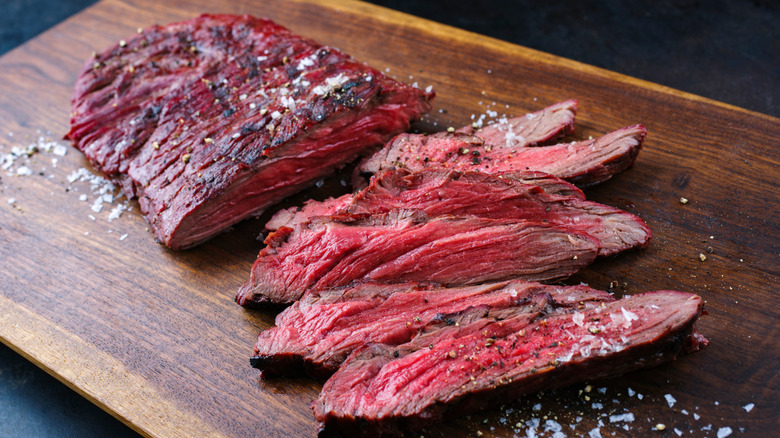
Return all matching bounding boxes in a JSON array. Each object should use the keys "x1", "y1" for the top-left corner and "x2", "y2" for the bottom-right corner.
[{"x1": 0, "y1": 0, "x2": 777, "y2": 436}]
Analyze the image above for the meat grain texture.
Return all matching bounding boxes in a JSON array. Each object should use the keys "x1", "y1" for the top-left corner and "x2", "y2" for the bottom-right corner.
[
  {"x1": 66, "y1": 14, "x2": 433, "y2": 249},
  {"x1": 314, "y1": 289, "x2": 707, "y2": 437},
  {"x1": 236, "y1": 211, "x2": 600, "y2": 306}
]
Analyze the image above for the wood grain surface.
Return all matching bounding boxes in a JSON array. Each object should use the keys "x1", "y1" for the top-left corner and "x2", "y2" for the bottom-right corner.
[{"x1": 0, "y1": 0, "x2": 777, "y2": 436}]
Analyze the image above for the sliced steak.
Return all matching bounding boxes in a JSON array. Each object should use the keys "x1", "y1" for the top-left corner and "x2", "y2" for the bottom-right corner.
[
  {"x1": 66, "y1": 14, "x2": 433, "y2": 249},
  {"x1": 267, "y1": 168, "x2": 651, "y2": 256},
  {"x1": 251, "y1": 280, "x2": 613, "y2": 378},
  {"x1": 314, "y1": 291, "x2": 707, "y2": 437},
  {"x1": 453, "y1": 99, "x2": 578, "y2": 147},
  {"x1": 236, "y1": 211, "x2": 600, "y2": 307},
  {"x1": 360, "y1": 124, "x2": 646, "y2": 187}
]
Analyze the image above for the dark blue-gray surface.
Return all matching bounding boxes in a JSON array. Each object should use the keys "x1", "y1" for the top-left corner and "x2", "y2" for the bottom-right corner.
[{"x1": 0, "y1": 1, "x2": 776, "y2": 437}]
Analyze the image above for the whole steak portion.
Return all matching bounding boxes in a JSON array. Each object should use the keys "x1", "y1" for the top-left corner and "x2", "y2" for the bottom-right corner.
[
  {"x1": 66, "y1": 14, "x2": 433, "y2": 249},
  {"x1": 314, "y1": 290, "x2": 708, "y2": 437}
]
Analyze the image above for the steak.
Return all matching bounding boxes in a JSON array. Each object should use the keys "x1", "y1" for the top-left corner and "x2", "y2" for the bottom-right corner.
[
  {"x1": 451, "y1": 99, "x2": 577, "y2": 147},
  {"x1": 251, "y1": 280, "x2": 613, "y2": 378},
  {"x1": 236, "y1": 211, "x2": 600, "y2": 307},
  {"x1": 65, "y1": 14, "x2": 433, "y2": 249},
  {"x1": 314, "y1": 290, "x2": 707, "y2": 437},
  {"x1": 267, "y1": 168, "x2": 651, "y2": 256},
  {"x1": 360, "y1": 124, "x2": 646, "y2": 187}
]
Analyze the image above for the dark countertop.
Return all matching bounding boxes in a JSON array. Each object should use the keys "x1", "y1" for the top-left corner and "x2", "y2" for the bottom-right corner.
[{"x1": 0, "y1": 1, "x2": 776, "y2": 437}]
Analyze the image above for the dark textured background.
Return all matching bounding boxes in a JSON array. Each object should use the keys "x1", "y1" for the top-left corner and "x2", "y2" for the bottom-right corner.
[{"x1": 0, "y1": 0, "x2": 777, "y2": 436}]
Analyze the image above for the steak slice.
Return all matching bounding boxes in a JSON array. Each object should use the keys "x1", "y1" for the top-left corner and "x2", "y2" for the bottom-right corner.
[
  {"x1": 267, "y1": 168, "x2": 650, "y2": 256},
  {"x1": 65, "y1": 14, "x2": 433, "y2": 249},
  {"x1": 360, "y1": 124, "x2": 646, "y2": 187},
  {"x1": 236, "y1": 211, "x2": 600, "y2": 307},
  {"x1": 266, "y1": 169, "x2": 584, "y2": 231},
  {"x1": 453, "y1": 99, "x2": 578, "y2": 147},
  {"x1": 251, "y1": 280, "x2": 613, "y2": 378},
  {"x1": 314, "y1": 291, "x2": 708, "y2": 437}
]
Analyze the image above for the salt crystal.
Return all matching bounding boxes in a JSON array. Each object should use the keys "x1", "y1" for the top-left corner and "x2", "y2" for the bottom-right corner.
[
  {"x1": 16, "y1": 166, "x2": 33, "y2": 176},
  {"x1": 88, "y1": 214, "x2": 96, "y2": 221},
  {"x1": 79, "y1": 194, "x2": 87, "y2": 201},
  {"x1": 609, "y1": 413, "x2": 634, "y2": 423},
  {"x1": 627, "y1": 388, "x2": 635, "y2": 397},
  {"x1": 532, "y1": 403, "x2": 541, "y2": 411},
  {"x1": 543, "y1": 419, "x2": 562, "y2": 433},
  {"x1": 108, "y1": 204, "x2": 126, "y2": 221},
  {"x1": 693, "y1": 413, "x2": 701, "y2": 420},
  {"x1": 717, "y1": 427, "x2": 732, "y2": 438},
  {"x1": 743, "y1": 403, "x2": 754, "y2": 412},
  {"x1": 7, "y1": 198, "x2": 15, "y2": 204},
  {"x1": 425, "y1": 85, "x2": 433, "y2": 93},
  {"x1": 53, "y1": 145, "x2": 67, "y2": 156},
  {"x1": 674, "y1": 428, "x2": 683, "y2": 436},
  {"x1": 119, "y1": 234, "x2": 128, "y2": 241},
  {"x1": 665, "y1": 394, "x2": 676, "y2": 408},
  {"x1": 588, "y1": 427, "x2": 602, "y2": 438},
  {"x1": 681, "y1": 409, "x2": 688, "y2": 415},
  {"x1": 620, "y1": 307, "x2": 639, "y2": 327},
  {"x1": 592, "y1": 403, "x2": 603, "y2": 409}
]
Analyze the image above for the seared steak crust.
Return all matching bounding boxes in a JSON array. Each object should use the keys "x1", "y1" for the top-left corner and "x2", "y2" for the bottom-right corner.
[{"x1": 66, "y1": 14, "x2": 433, "y2": 249}]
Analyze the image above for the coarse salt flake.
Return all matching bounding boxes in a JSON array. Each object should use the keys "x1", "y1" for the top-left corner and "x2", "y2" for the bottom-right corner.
[
  {"x1": 16, "y1": 166, "x2": 33, "y2": 176},
  {"x1": 609, "y1": 413, "x2": 635, "y2": 423},
  {"x1": 665, "y1": 394, "x2": 677, "y2": 408},
  {"x1": 119, "y1": 233, "x2": 128, "y2": 241},
  {"x1": 620, "y1": 307, "x2": 639, "y2": 328},
  {"x1": 717, "y1": 427, "x2": 733, "y2": 438},
  {"x1": 53, "y1": 145, "x2": 68, "y2": 156},
  {"x1": 743, "y1": 403, "x2": 754, "y2": 412},
  {"x1": 7, "y1": 198, "x2": 15, "y2": 204},
  {"x1": 588, "y1": 427, "x2": 602, "y2": 438}
]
